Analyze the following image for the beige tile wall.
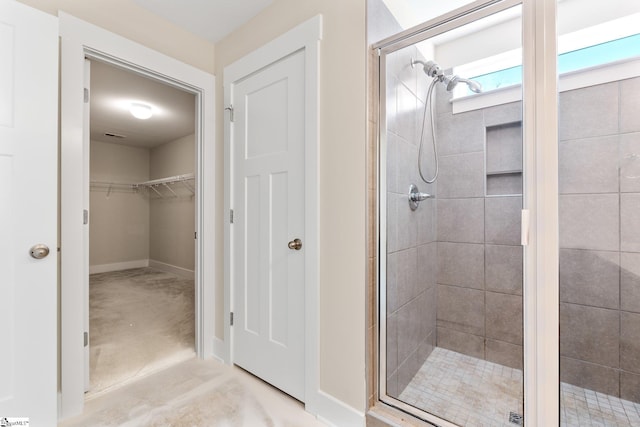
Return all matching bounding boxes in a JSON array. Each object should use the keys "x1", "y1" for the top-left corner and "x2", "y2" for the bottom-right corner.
[
  {"x1": 558, "y1": 77, "x2": 640, "y2": 402},
  {"x1": 434, "y1": 88, "x2": 524, "y2": 370}
]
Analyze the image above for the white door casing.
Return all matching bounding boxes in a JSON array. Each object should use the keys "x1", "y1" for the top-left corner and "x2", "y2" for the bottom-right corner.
[
  {"x1": 59, "y1": 13, "x2": 216, "y2": 419},
  {"x1": 0, "y1": 1, "x2": 58, "y2": 424},
  {"x1": 83, "y1": 58, "x2": 91, "y2": 393},
  {"x1": 231, "y1": 50, "x2": 306, "y2": 401}
]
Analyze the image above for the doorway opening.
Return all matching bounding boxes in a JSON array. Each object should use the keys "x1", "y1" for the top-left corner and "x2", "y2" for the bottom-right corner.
[
  {"x1": 59, "y1": 14, "x2": 216, "y2": 419},
  {"x1": 85, "y1": 59, "x2": 198, "y2": 397}
]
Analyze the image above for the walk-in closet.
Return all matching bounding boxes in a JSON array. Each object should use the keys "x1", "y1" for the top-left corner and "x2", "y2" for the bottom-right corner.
[{"x1": 87, "y1": 60, "x2": 197, "y2": 397}]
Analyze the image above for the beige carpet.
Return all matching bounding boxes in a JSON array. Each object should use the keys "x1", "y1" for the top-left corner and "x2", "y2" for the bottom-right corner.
[
  {"x1": 88, "y1": 268, "x2": 195, "y2": 398},
  {"x1": 60, "y1": 358, "x2": 327, "y2": 427}
]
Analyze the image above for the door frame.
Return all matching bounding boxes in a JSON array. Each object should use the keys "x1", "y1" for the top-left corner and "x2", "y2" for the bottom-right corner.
[
  {"x1": 59, "y1": 13, "x2": 216, "y2": 420},
  {"x1": 222, "y1": 15, "x2": 322, "y2": 413},
  {"x1": 372, "y1": 0, "x2": 559, "y2": 425}
]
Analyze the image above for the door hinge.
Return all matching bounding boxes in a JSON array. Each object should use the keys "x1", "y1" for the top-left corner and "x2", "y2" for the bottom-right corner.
[
  {"x1": 84, "y1": 331, "x2": 89, "y2": 347},
  {"x1": 84, "y1": 88, "x2": 89, "y2": 103},
  {"x1": 230, "y1": 312, "x2": 234, "y2": 326},
  {"x1": 230, "y1": 209, "x2": 234, "y2": 224},
  {"x1": 194, "y1": 231, "x2": 197, "y2": 239},
  {"x1": 225, "y1": 105, "x2": 234, "y2": 122},
  {"x1": 83, "y1": 209, "x2": 89, "y2": 225}
]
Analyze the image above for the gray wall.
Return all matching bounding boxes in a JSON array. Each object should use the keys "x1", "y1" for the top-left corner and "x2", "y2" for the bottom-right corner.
[
  {"x1": 433, "y1": 76, "x2": 640, "y2": 402},
  {"x1": 558, "y1": 77, "x2": 640, "y2": 402},
  {"x1": 89, "y1": 140, "x2": 150, "y2": 266},
  {"x1": 375, "y1": 0, "x2": 640, "y2": 403},
  {"x1": 89, "y1": 136, "x2": 195, "y2": 273},
  {"x1": 149, "y1": 134, "x2": 195, "y2": 271},
  {"x1": 433, "y1": 86, "x2": 524, "y2": 370},
  {"x1": 385, "y1": 42, "x2": 438, "y2": 397}
]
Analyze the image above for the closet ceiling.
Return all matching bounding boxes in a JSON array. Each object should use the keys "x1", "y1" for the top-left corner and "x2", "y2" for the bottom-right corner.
[
  {"x1": 90, "y1": 60, "x2": 196, "y2": 149},
  {"x1": 90, "y1": 0, "x2": 277, "y2": 149}
]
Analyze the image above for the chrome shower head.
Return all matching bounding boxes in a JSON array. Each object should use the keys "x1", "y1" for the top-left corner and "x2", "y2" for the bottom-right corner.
[
  {"x1": 412, "y1": 58, "x2": 482, "y2": 94},
  {"x1": 442, "y1": 74, "x2": 482, "y2": 94}
]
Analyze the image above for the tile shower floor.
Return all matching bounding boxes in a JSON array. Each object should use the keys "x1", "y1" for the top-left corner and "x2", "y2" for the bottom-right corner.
[{"x1": 399, "y1": 347, "x2": 640, "y2": 427}]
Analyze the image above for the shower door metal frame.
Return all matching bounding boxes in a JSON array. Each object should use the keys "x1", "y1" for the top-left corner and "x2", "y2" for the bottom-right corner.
[{"x1": 373, "y1": 0, "x2": 559, "y2": 425}]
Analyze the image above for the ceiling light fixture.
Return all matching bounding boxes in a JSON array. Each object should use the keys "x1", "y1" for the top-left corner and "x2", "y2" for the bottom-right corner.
[{"x1": 129, "y1": 102, "x2": 153, "y2": 120}]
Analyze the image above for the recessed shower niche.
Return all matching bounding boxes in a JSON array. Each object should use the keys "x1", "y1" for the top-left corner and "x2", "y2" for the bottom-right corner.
[{"x1": 486, "y1": 121, "x2": 523, "y2": 196}]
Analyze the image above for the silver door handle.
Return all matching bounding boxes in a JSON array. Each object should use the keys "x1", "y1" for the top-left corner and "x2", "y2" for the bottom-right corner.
[
  {"x1": 288, "y1": 238, "x2": 302, "y2": 250},
  {"x1": 30, "y1": 244, "x2": 50, "y2": 259}
]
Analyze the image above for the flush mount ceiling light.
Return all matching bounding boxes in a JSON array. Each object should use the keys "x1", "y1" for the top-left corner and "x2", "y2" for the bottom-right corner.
[{"x1": 129, "y1": 102, "x2": 153, "y2": 120}]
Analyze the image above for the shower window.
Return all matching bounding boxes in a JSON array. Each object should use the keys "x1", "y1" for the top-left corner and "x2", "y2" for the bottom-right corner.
[
  {"x1": 377, "y1": 2, "x2": 524, "y2": 425},
  {"x1": 453, "y1": 28, "x2": 640, "y2": 98},
  {"x1": 448, "y1": 15, "x2": 640, "y2": 118}
]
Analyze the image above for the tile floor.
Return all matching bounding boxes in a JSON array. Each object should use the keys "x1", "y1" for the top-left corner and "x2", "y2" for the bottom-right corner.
[
  {"x1": 399, "y1": 347, "x2": 523, "y2": 427},
  {"x1": 399, "y1": 347, "x2": 640, "y2": 427},
  {"x1": 561, "y1": 382, "x2": 640, "y2": 427}
]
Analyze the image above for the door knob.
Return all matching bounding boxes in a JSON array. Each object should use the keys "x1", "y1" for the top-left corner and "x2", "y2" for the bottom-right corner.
[
  {"x1": 288, "y1": 238, "x2": 302, "y2": 250},
  {"x1": 30, "y1": 244, "x2": 50, "y2": 259}
]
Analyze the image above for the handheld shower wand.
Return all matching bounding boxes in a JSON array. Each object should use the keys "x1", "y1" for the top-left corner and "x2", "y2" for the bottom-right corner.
[{"x1": 410, "y1": 58, "x2": 482, "y2": 184}]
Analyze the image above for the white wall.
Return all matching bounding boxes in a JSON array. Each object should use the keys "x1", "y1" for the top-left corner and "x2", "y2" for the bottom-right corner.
[
  {"x1": 22, "y1": 0, "x2": 368, "y2": 415},
  {"x1": 215, "y1": 0, "x2": 367, "y2": 412},
  {"x1": 149, "y1": 134, "x2": 195, "y2": 272},
  {"x1": 17, "y1": 0, "x2": 215, "y2": 74},
  {"x1": 89, "y1": 140, "x2": 150, "y2": 267}
]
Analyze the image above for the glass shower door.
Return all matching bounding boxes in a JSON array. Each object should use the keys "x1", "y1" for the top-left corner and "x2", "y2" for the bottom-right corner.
[
  {"x1": 377, "y1": 1, "x2": 525, "y2": 425},
  {"x1": 557, "y1": 1, "x2": 640, "y2": 425}
]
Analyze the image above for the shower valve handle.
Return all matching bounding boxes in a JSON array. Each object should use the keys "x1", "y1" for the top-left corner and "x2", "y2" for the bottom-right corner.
[
  {"x1": 408, "y1": 183, "x2": 432, "y2": 211},
  {"x1": 410, "y1": 192, "x2": 431, "y2": 202}
]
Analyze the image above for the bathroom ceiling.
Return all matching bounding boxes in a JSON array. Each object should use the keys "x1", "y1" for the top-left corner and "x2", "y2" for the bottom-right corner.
[
  {"x1": 89, "y1": 60, "x2": 196, "y2": 149},
  {"x1": 132, "y1": 0, "x2": 273, "y2": 43}
]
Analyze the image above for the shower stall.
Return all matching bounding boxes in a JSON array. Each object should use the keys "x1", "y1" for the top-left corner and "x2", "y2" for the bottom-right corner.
[{"x1": 371, "y1": 0, "x2": 640, "y2": 426}]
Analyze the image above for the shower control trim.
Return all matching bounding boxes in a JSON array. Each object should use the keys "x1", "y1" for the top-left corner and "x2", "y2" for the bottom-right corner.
[{"x1": 408, "y1": 184, "x2": 433, "y2": 211}]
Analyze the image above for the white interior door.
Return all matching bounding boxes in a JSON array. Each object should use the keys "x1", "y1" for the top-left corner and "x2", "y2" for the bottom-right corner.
[
  {"x1": 232, "y1": 50, "x2": 306, "y2": 401},
  {"x1": 0, "y1": 1, "x2": 58, "y2": 424}
]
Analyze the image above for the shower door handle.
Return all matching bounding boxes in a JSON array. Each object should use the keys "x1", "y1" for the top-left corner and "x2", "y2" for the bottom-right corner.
[{"x1": 288, "y1": 238, "x2": 302, "y2": 250}]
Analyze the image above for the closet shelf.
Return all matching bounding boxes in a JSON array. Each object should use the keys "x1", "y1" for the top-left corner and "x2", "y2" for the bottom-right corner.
[
  {"x1": 90, "y1": 181, "x2": 138, "y2": 197},
  {"x1": 134, "y1": 173, "x2": 195, "y2": 187},
  {"x1": 134, "y1": 173, "x2": 195, "y2": 198},
  {"x1": 90, "y1": 173, "x2": 195, "y2": 198}
]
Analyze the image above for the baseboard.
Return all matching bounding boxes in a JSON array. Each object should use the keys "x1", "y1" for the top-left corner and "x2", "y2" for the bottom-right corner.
[
  {"x1": 311, "y1": 390, "x2": 365, "y2": 427},
  {"x1": 148, "y1": 259, "x2": 195, "y2": 279},
  {"x1": 212, "y1": 337, "x2": 228, "y2": 363},
  {"x1": 89, "y1": 259, "x2": 149, "y2": 274},
  {"x1": 213, "y1": 339, "x2": 364, "y2": 426}
]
